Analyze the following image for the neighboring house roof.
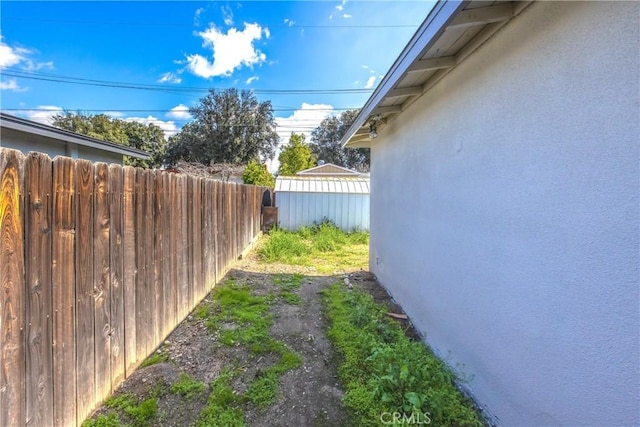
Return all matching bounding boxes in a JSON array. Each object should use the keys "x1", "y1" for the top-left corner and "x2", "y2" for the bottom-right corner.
[
  {"x1": 275, "y1": 176, "x2": 370, "y2": 194},
  {"x1": 341, "y1": 0, "x2": 531, "y2": 148},
  {"x1": 0, "y1": 112, "x2": 151, "y2": 159},
  {"x1": 296, "y1": 163, "x2": 360, "y2": 177}
]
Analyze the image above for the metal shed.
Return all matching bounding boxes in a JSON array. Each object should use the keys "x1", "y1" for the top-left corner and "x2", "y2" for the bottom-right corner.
[{"x1": 275, "y1": 176, "x2": 370, "y2": 231}]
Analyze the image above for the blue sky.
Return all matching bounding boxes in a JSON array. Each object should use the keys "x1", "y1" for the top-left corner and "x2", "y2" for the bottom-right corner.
[{"x1": 0, "y1": 1, "x2": 434, "y2": 146}]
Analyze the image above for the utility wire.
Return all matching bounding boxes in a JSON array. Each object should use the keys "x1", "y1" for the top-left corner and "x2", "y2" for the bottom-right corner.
[
  {"x1": 1, "y1": 17, "x2": 420, "y2": 29},
  {"x1": 2, "y1": 69, "x2": 375, "y2": 95}
]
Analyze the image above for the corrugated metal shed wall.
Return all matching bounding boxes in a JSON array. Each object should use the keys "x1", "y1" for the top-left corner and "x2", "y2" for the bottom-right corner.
[{"x1": 275, "y1": 177, "x2": 370, "y2": 231}]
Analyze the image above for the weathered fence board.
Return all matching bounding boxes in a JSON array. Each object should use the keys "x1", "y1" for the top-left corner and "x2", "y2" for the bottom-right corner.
[
  {"x1": 24, "y1": 153, "x2": 54, "y2": 427},
  {"x1": 0, "y1": 148, "x2": 266, "y2": 426},
  {"x1": 52, "y1": 156, "x2": 76, "y2": 427},
  {"x1": 122, "y1": 167, "x2": 137, "y2": 377},
  {"x1": 108, "y1": 164, "x2": 125, "y2": 389},
  {"x1": 94, "y1": 163, "x2": 111, "y2": 402},
  {"x1": 1, "y1": 149, "x2": 26, "y2": 427},
  {"x1": 134, "y1": 169, "x2": 147, "y2": 365},
  {"x1": 153, "y1": 172, "x2": 164, "y2": 347},
  {"x1": 75, "y1": 159, "x2": 95, "y2": 426}
]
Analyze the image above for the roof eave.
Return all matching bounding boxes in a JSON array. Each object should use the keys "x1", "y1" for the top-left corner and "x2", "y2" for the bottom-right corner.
[
  {"x1": 0, "y1": 113, "x2": 152, "y2": 160},
  {"x1": 341, "y1": 0, "x2": 466, "y2": 148}
]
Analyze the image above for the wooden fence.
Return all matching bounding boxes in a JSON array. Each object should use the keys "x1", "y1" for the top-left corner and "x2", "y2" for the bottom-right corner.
[{"x1": 0, "y1": 149, "x2": 264, "y2": 427}]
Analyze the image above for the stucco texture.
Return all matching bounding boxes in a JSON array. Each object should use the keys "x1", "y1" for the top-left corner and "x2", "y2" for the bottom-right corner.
[{"x1": 369, "y1": 2, "x2": 639, "y2": 425}]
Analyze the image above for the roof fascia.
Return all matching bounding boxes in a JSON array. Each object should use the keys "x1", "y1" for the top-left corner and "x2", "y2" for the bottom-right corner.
[
  {"x1": 340, "y1": 0, "x2": 466, "y2": 147},
  {"x1": 1, "y1": 113, "x2": 151, "y2": 159}
]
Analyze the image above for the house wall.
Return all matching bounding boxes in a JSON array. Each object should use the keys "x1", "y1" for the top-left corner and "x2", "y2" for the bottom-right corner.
[
  {"x1": 1, "y1": 128, "x2": 124, "y2": 164},
  {"x1": 369, "y1": 2, "x2": 639, "y2": 426},
  {"x1": 277, "y1": 192, "x2": 369, "y2": 231}
]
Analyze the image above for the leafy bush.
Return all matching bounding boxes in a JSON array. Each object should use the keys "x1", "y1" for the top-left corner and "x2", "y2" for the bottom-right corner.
[
  {"x1": 322, "y1": 284, "x2": 485, "y2": 427},
  {"x1": 242, "y1": 160, "x2": 275, "y2": 188}
]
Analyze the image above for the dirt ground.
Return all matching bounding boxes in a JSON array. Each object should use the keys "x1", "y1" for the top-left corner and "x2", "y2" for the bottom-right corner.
[{"x1": 86, "y1": 249, "x2": 416, "y2": 427}]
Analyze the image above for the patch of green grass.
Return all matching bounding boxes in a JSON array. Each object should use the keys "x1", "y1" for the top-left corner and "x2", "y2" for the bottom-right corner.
[
  {"x1": 102, "y1": 392, "x2": 158, "y2": 427},
  {"x1": 171, "y1": 372, "x2": 205, "y2": 399},
  {"x1": 245, "y1": 371, "x2": 279, "y2": 408},
  {"x1": 259, "y1": 220, "x2": 369, "y2": 272},
  {"x1": 196, "y1": 370, "x2": 245, "y2": 427},
  {"x1": 274, "y1": 274, "x2": 303, "y2": 305},
  {"x1": 193, "y1": 278, "x2": 302, "y2": 417},
  {"x1": 139, "y1": 351, "x2": 168, "y2": 368},
  {"x1": 322, "y1": 284, "x2": 485, "y2": 427},
  {"x1": 82, "y1": 413, "x2": 121, "y2": 427},
  {"x1": 258, "y1": 229, "x2": 309, "y2": 263}
]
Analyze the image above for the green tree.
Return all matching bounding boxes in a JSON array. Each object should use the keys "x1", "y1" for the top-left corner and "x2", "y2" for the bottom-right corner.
[
  {"x1": 164, "y1": 89, "x2": 279, "y2": 167},
  {"x1": 277, "y1": 132, "x2": 316, "y2": 176},
  {"x1": 309, "y1": 109, "x2": 370, "y2": 171},
  {"x1": 242, "y1": 160, "x2": 275, "y2": 188},
  {"x1": 51, "y1": 111, "x2": 166, "y2": 168}
]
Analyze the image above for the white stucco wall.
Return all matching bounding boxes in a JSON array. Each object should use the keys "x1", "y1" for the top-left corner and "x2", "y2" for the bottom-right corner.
[{"x1": 369, "y1": 2, "x2": 639, "y2": 425}]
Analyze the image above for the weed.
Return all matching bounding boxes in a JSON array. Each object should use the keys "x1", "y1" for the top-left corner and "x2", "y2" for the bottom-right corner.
[
  {"x1": 258, "y1": 229, "x2": 309, "y2": 262},
  {"x1": 124, "y1": 397, "x2": 157, "y2": 427},
  {"x1": 171, "y1": 372, "x2": 205, "y2": 399},
  {"x1": 274, "y1": 274, "x2": 303, "y2": 305},
  {"x1": 82, "y1": 413, "x2": 121, "y2": 427},
  {"x1": 104, "y1": 393, "x2": 137, "y2": 411},
  {"x1": 196, "y1": 370, "x2": 245, "y2": 427},
  {"x1": 245, "y1": 371, "x2": 279, "y2": 407},
  {"x1": 139, "y1": 352, "x2": 168, "y2": 368},
  {"x1": 259, "y1": 220, "x2": 369, "y2": 273},
  {"x1": 194, "y1": 278, "x2": 303, "y2": 417},
  {"x1": 322, "y1": 284, "x2": 485, "y2": 427},
  {"x1": 102, "y1": 391, "x2": 158, "y2": 427}
]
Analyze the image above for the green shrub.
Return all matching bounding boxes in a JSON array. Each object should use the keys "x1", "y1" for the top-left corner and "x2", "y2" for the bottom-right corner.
[
  {"x1": 322, "y1": 284, "x2": 485, "y2": 427},
  {"x1": 242, "y1": 160, "x2": 275, "y2": 188}
]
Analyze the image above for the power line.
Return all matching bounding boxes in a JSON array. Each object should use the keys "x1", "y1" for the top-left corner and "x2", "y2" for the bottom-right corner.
[
  {"x1": 2, "y1": 108, "x2": 357, "y2": 113},
  {"x1": 2, "y1": 17, "x2": 420, "y2": 29},
  {"x1": 2, "y1": 69, "x2": 375, "y2": 95}
]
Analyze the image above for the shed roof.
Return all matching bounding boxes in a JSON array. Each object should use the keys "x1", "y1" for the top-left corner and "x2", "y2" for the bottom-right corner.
[
  {"x1": 275, "y1": 176, "x2": 370, "y2": 194},
  {"x1": 296, "y1": 163, "x2": 360, "y2": 177},
  {"x1": 341, "y1": 0, "x2": 531, "y2": 148},
  {"x1": 0, "y1": 112, "x2": 151, "y2": 159}
]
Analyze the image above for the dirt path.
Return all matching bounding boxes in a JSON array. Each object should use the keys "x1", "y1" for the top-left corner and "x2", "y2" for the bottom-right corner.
[{"x1": 86, "y1": 247, "x2": 407, "y2": 427}]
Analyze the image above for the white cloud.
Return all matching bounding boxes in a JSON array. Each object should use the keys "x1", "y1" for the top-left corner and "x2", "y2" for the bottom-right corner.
[
  {"x1": 23, "y1": 105, "x2": 63, "y2": 125},
  {"x1": 342, "y1": 13, "x2": 352, "y2": 19},
  {"x1": 336, "y1": 4, "x2": 344, "y2": 11},
  {"x1": 158, "y1": 72, "x2": 182, "y2": 84},
  {"x1": 124, "y1": 116, "x2": 180, "y2": 138},
  {"x1": 185, "y1": 23, "x2": 267, "y2": 78},
  {"x1": 0, "y1": 78, "x2": 27, "y2": 92},
  {"x1": 0, "y1": 36, "x2": 53, "y2": 71},
  {"x1": 283, "y1": 18, "x2": 295, "y2": 27},
  {"x1": 364, "y1": 75, "x2": 376, "y2": 89},
  {"x1": 0, "y1": 38, "x2": 28, "y2": 67},
  {"x1": 269, "y1": 103, "x2": 333, "y2": 173},
  {"x1": 194, "y1": 7, "x2": 204, "y2": 25},
  {"x1": 104, "y1": 111, "x2": 125, "y2": 118},
  {"x1": 166, "y1": 104, "x2": 192, "y2": 120},
  {"x1": 245, "y1": 76, "x2": 259, "y2": 85},
  {"x1": 264, "y1": 28, "x2": 271, "y2": 39},
  {"x1": 274, "y1": 103, "x2": 333, "y2": 142},
  {"x1": 221, "y1": 5, "x2": 234, "y2": 26}
]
